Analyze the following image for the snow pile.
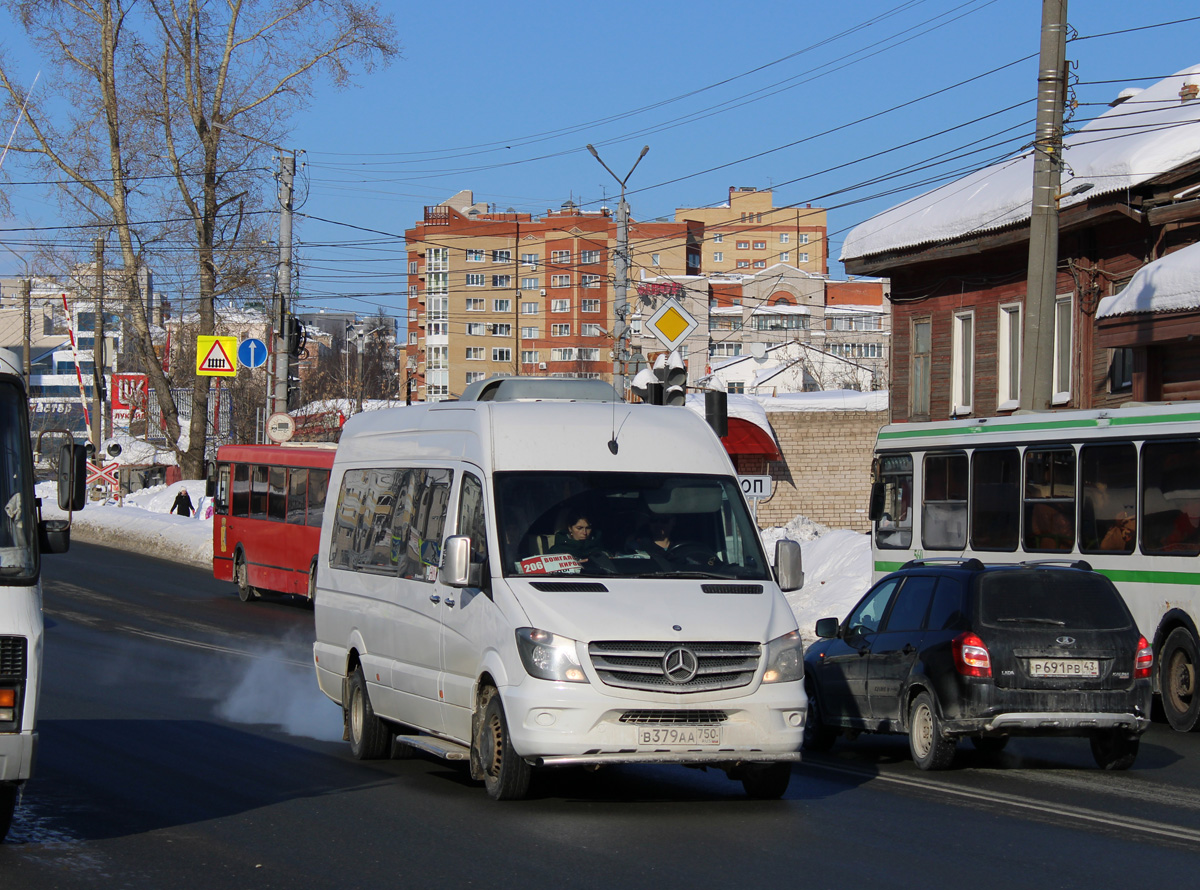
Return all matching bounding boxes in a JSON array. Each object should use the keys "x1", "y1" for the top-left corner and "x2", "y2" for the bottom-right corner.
[
  {"x1": 1097, "y1": 240, "x2": 1200, "y2": 317},
  {"x1": 40, "y1": 479, "x2": 214, "y2": 569}
]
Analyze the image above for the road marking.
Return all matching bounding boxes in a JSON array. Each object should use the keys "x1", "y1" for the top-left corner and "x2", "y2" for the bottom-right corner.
[
  {"x1": 804, "y1": 759, "x2": 1200, "y2": 846},
  {"x1": 120, "y1": 626, "x2": 310, "y2": 668}
]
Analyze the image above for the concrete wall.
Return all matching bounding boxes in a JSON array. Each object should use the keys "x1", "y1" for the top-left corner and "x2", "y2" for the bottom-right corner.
[{"x1": 743, "y1": 408, "x2": 887, "y2": 532}]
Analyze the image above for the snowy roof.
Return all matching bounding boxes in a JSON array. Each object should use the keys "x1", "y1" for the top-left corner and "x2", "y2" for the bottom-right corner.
[
  {"x1": 750, "y1": 303, "x2": 811, "y2": 316},
  {"x1": 1097, "y1": 241, "x2": 1200, "y2": 317},
  {"x1": 842, "y1": 65, "x2": 1200, "y2": 261},
  {"x1": 755, "y1": 390, "x2": 889, "y2": 412}
]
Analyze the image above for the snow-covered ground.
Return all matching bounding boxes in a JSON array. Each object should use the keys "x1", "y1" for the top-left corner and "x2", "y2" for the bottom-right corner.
[{"x1": 42, "y1": 481, "x2": 872, "y2": 638}]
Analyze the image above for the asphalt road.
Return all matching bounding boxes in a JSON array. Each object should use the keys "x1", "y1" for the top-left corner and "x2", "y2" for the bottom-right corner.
[{"x1": 2, "y1": 541, "x2": 1200, "y2": 888}]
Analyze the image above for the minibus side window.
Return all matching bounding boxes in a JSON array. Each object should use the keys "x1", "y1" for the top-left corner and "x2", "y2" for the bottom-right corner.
[
  {"x1": 971, "y1": 449, "x2": 1019, "y2": 551},
  {"x1": 231, "y1": 464, "x2": 250, "y2": 517},
  {"x1": 405, "y1": 469, "x2": 453, "y2": 581},
  {"x1": 1080, "y1": 444, "x2": 1137, "y2": 554},
  {"x1": 875, "y1": 453, "x2": 913, "y2": 550},
  {"x1": 1142, "y1": 440, "x2": 1200, "y2": 555},
  {"x1": 458, "y1": 473, "x2": 489, "y2": 591},
  {"x1": 922, "y1": 452, "x2": 968, "y2": 550},
  {"x1": 1024, "y1": 449, "x2": 1076, "y2": 552}
]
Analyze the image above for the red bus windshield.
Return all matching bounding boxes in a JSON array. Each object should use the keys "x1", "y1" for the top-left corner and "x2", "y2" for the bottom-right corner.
[{"x1": 212, "y1": 444, "x2": 334, "y2": 600}]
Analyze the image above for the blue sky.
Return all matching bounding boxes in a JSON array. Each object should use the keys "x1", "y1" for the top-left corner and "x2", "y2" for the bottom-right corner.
[{"x1": 3, "y1": 1, "x2": 1199, "y2": 318}]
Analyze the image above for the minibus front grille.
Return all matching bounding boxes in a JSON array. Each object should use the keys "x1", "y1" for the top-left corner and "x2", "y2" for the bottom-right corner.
[
  {"x1": 0, "y1": 636, "x2": 27, "y2": 679},
  {"x1": 588, "y1": 640, "x2": 760, "y2": 693},
  {"x1": 529, "y1": 581, "x2": 609, "y2": 592},
  {"x1": 618, "y1": 710, "x2": 729, "y2": 724}
]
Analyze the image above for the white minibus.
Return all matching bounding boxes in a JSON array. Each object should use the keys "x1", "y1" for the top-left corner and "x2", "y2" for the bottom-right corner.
[{"x1": 313, "y1": 390, "x2": 807, "y2": 799}]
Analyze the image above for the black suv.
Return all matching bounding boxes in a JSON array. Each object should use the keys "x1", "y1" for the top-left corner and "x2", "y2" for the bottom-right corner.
[{"x1": 803, "y1": 559, "x2": 1153, "y2": 770}]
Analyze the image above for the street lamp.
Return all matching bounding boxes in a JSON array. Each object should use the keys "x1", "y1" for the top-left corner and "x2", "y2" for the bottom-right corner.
[{"x1": 587, "y1": 143, "x2": 649, "y2": 398}]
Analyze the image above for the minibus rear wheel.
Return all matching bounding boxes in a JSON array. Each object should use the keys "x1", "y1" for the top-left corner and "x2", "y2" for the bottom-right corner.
[
  {"x1": 348, "y1": 666, "x2": 391, "y2": 760},
  {"x1": 475, "y1": 687, "x2": 531, "y2": 801}
]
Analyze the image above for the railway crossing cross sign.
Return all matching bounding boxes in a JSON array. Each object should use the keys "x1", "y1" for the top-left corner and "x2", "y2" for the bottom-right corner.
[
  {"x1": 196, "y1": 336, "x2": 239, "y2": 377},
  {"x1": 86, "y1": 461, "x2": 120, "y2": 488}
]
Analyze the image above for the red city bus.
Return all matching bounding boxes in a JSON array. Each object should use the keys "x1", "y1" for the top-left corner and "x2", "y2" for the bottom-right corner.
[{"x1": 211, "y1": 443, "x2": 335, "y2": 603}]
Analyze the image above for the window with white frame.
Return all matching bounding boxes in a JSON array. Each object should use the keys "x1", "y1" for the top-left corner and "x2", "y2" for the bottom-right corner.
[
  {"x1": 753, "y1": 241, "x2": 766, "y2": 250},
  {"x1": 952, "y1": 309, "x2": 975, "y2": 415},
  {"x1": 579, "y1": 348, "x2": 600, "y2": 361},
  {"x1": 798, "y1": 252, "x2": 809, "y2": 263},
  {"x1": 779, "y1": 233, "x2": 790, "y2": 243},
  {"x1": 428, "y1": 247, "x2": 448, "y2": 271},
  {"x1": 551, "y1": 298, "x2": 570, "y2": 312},
  {"x1": 551, "y1": 323, "x2": 571, "y2": 336},
  {"x1": 710, "y1": 342, "x2": 742, "y2": 357},
  {"x1": 465, "y1": 371, "x2": 485, "y2": 384},
  {"x1": 428, "y1": 321, "x2": 448, "y2": 336},
  {"x1": 911, "y1": 318, "x2": 931, "y2": 420},
  {"x1": 712, "y1": 233, "x2": 723, "y2": 243},
  {"x1": 466, "y1": 249, "x2": 484, "y2": 262},
  {"x1": 551, "y1": 274, "x2": 570, "y2": 288},
  {"x1": 520, "y1": 326, "x2": 538, "y2": 339},
  {"x1": 581, "y1": 299, "x2": 600, "y2": 313},
  {"x1": 580, "y1": 249, "x2": 601, "y2": 264},
  {"x1": 492, "y1": 347, "x2": 511, "y2": 362},
  {"x1": 780, "y1": 252, "x2": 790, "y2": 263},
  {"x1": 997, "y1": 303, "x2": 1021, "y2": 409},
  {"x1": 521, "y1": 302, "x2": 539, "y2": 315},
  {"x1": 1053, "y1": 293, "x2": 1073, "y2": 404},
  {"x1": 581, "y1": 323, "x2": 602, "y2": 337},
  {"x1": 713, "y1": 251, "x2": 724, "y2": 263},
  {"x1": 493, "y1": 298, "x2": 512, "y2": 312},
  {"x1": 409, "y1": 285, "x2": 418, "y2": 297},
  {"x1": 736, "y1": 241, "x2": 750, "y2": 250},
  {"x1": 737, "y1": 260, "x2": 750, "y2": 268},
  {"x1": 466, "y1": 347, "x2": 484, "y2": 360},
  {"x1": 409, "y1": 332, "x2": 417, "y2": 345},
  {"x1": 753, "y1": 260, "x2": 766, "y2": 268},
  {"x1": 521, "y1": 350, "x2": 539, "y2": 364},
  {"x1": 551, "y1": 249, "x2": 570, "y2": 265},
  {"x1": 521, "y1": 277, "x2": 539, "y2": 291},
  {"x1": 428, "y1": 345, "x2": 448, "y2": 369},
  {"x1": 799, "y1": 233, "x2": 809, "y2": 244},
  {"x1": 466, "y1": 273, "x2": 485, "y2": 287},
  {"x1": 492, "y1": 275, "x2": 511, "y2": 288},
  {"x1": 651, "y1": 254, "x2": 660, "y2": 267},
  {"x1": 492, "y1": 249, "x2": 511, "y2": 263},
  {"x1": 427, "y1": 272, "x2": 448, "y2": 294},
  {"x1": 551, "y1": 347, "x2": 575, "y2": 361},
  {"x1": 581, "y1": 274, "x2": 600, "y2": 288},
  {"x1": 466, "y1": 298, "x2": 485, "y2": 311},
  {"x1": 492, "y1": 323, "x2": 512, "y2": 337},
  {"x1": 409, "y1": 260, "x2": 418, "y2": 274},
  {"x1": 521, "y1": 253, "x2": 539, "y2": 268},
  {"x1": 466, "y1": 323, "x2": 485, "y2": 336}
]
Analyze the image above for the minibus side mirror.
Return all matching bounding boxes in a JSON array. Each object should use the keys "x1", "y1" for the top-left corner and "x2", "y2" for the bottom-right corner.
[
  {"x1": 774, "y1": 539, "x2": 804, "y2": 592},
  {"x1": 58, "y1": 443, "x2": 87, "y2": 511},
  {"x1": 39, "y1": 519, "x2": 71, "y2": 554},
  {"x1": 814, "y1": 617, "x2": 839, "y2": 639},
  {"x1": 868, "y1": 481, "x2": 885, "y2": 522},
  {"x1": 443, "y1": 535, "x2": 471, "y2": 587}
]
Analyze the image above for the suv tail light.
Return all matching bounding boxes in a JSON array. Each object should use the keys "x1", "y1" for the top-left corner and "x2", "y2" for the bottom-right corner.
[
  {"x1": 1135, "y1": 635, "x2": 1153, "y2": 679},
  {"x1": 953, "y1": 632, "x2": 991, "y2": 678}
]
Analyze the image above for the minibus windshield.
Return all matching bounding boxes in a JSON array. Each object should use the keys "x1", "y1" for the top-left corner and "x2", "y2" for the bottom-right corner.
[
  {"x1": 494, "y1": 471, "x2": 772, "y2": 581},
  {"x1": 0, "y1": 380, "x2": 37, "y2": 582}
]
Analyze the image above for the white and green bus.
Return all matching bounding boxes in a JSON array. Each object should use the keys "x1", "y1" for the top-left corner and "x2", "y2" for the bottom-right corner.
[{"x1": 869, "y1": 404, "x2": 1200, "y2": 733}]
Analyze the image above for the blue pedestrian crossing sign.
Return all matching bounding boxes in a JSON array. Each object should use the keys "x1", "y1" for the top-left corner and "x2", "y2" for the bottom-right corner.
[{"x1": 238, "y1": 337, "x2": 268, "y2": 369}]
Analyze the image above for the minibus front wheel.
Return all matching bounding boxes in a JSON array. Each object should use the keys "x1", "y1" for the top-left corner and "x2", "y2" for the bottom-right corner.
[
  {"x1": 347, "y1": 666, "x2": 391, "y2": 760},
  {"x1": 474, "y1": 686, "x2": 531, "y2": 801}
]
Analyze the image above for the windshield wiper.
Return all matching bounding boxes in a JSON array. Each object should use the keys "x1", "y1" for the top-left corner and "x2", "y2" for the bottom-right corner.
[
  {"x1": 634, "y1": 570, "x2": 729, "y2": 580},
  {"x1": 995, "y1": 617, "x2": 1066, "y2": 626}
]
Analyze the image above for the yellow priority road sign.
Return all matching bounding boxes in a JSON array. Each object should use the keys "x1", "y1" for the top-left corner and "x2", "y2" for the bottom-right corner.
[
  {"x1": 645, "y1": 297, "x2": 698, "y2": 351},
  {"x1": 196, "y1": 335, "x2": 239, "y2": 376}
]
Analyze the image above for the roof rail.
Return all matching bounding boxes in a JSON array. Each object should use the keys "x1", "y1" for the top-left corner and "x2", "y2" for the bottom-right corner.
[
  {"x1": 899, "y1": 557, "x2": 985, "y2": 571},
  {"x1": 1018, "y1": 558, "x2": 1094, "y2": 571}
]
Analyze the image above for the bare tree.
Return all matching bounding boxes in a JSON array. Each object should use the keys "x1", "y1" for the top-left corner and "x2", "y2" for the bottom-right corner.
[{"x1": 0, "y1": 0, "x2": 398, "y2": 476}]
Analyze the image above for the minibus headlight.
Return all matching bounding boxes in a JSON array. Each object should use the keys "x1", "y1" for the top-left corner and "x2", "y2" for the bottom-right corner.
[
  {"x1": 516, "y1": 628, "x2": 589, "y2": 683},
  {"x1": 762, "y1": 630, "x2": 805, "y2": 684}
]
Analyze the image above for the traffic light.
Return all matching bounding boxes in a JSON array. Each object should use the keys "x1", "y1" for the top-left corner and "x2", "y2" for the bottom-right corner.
[
  {"x1": 705, "y1": 389, "x2": 728, "y2": 437},
  {"x1": 287, "y1": 316, "x2": 306, "y2": 356},
  {"x1": 661, "y1": 351, "x2": 687, "y2": 407}
]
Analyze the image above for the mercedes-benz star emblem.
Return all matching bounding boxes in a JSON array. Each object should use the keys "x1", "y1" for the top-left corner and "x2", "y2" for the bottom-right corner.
[{"x1": 663, "y1": 646, "x2": 699, "y2": 684}]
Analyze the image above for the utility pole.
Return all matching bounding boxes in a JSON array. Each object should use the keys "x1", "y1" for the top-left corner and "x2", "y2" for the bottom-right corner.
[
  {"x1": 588, "y1": 144, "x2": 649, "y2": 398},
  {"x1": 90, "y1": 236, "x2": 105, "y2": 450},
  {"x1": 270, "y1": 152, "x2": 295, "y2": 418},
  {"x1": 1020, "y1": 0, "x2": 1069, "y2": 411},
  {"x1": 21, "y1": 278, "x2": 31, "y2": 378}
]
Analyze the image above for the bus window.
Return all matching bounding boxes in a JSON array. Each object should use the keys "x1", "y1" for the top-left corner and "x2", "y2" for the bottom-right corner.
[
  {"x1": 214, "y1": 464, "x2": 231, "y2": 516},
  {"x1": 875, "y1": 453, "x2": 913, "y2": 550},
  {"x1": 1024, "y1": 449, "x2": 1075, "y2": 551},
  {"x1": 268, "y1": 466, "x2": 288, "y2": 522},
  {"x1": 1142, "y1": 440, "x2": 1200, "y2": 555},
  {"x1": 971, "y1": 449, "x2": 1019, "y2": 551},
  {"x1": 288, "y1": 468, "x2": 308, "y2": 524},
  {"x1": 308, "y1": 469, "x2": 329, "y2": 528},
  {"x1": 232, "y1": 464, "x2": 250, "y2": 517},
  {"x1": 922, "y1": 452, "x2": 967, "y2": 550},
  {"x1": 1080, "y1": 444, "x2": 1136, "y2": 554},
  {"x1": 250, "y1": 465, "x2": 269, "y2": 519}
]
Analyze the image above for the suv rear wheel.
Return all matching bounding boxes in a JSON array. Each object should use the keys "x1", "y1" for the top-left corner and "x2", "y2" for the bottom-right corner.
[{"x1": 908, "y1": 691, "x2": 955, "y2": 770}]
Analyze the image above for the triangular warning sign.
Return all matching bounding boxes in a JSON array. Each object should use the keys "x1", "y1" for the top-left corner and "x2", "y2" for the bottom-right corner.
[{"x1": 196, "y1": 336, "x2": 238, "y2": 376}]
